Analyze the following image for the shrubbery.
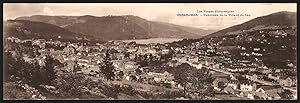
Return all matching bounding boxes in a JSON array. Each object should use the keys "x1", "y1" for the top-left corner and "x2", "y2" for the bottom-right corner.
[{"x1": 3, "y1": 82, "x2": 32, "y2": 100}]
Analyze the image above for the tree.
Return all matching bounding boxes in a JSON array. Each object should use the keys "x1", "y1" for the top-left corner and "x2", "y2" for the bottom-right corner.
[
  {"x1": 135, "y1": 68, "x2": 142, "y2": 75},
  {"x1": 73, "y1": 63, "x2": 82, "y2": 73},
  {"x1": 173, "y1": 63, "x2": 191, "y2": 85},
  {"x1": 3, "y1": 82, "x2": 33, "y2": 99},
  {"x1": 55, "y1": 73, "x2": 87, "y2": 98},
  {"x1": 27, "y1": 56, "x2": 61, "y2": 87},
  {"x1": 278, "y1": 89, "x2": 293, "y2": 99},
  {"x1": 143, "y1": 54, "x2": 147, "y2": 61},
  {"x1": 124, "y1": 52, "x2": 130, "y2": 59},
  {"x1": 139, "y1": 60, "x2": 149, "y2": 67},
  {"x1": 148, "y1": 54, "x2": 154, "y2": 62},
  {"x1": 118, "y1": 71, "x2": 124, "y2": 79},
  {"x1": 43, "y1": 56, "x2": 62, "y2": 84},
  {"x1": 3, "y1": 51, "x2": 18, "y2": 81},
  {"x1": 6, "y1": 52, "x2": 61, "y2": 87},
  {"x1": 172, "y1": 63, "x2": 214, "y2": 99},
  {"x1": 100, "y1": 50, "x2": 115, "y2": 80},
  {"x1": 29, "y1": 61, "x2": 43, "y2": 86},
  {"x1": 217, "y1": 81, "x2": 226, "y2": 90},
  {"x1": 15, "y1": 58, "x2": 33, "y2": 83},
  {"x1": 161, "y1": 53, "x2": 172, "y2": 62}
]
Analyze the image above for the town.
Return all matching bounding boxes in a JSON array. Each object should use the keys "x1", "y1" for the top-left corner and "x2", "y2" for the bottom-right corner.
[{"x1": 4, "y1": 28, "x2": 297, "y2": 100}]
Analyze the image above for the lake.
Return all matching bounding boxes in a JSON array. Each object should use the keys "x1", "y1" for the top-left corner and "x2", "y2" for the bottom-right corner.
[{"x1": 116, "y1": 38, "x2": 183, "y2": 44}]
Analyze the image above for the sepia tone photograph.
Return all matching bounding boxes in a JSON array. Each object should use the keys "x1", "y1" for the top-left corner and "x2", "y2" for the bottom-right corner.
[{"x1": 3, "y1": 3, "x2": 297, "y2": 100}]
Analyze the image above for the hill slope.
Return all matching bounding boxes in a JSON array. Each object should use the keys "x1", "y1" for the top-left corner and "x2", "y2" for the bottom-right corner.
[
  {"x1": 169, "y1": 11, "x2": 297, "y2": 69},
  {"x1": 16, "y1": 15, "x2": 215, "y2": 40},
  {"x1": 4, "y1": 20, "x2": 103, "y2": 42},
  {"x1": 204, "y1": 11, "x2": 296, "y2": 38}
]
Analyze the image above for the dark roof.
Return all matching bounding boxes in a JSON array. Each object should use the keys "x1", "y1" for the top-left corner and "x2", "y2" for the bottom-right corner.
[{"x1": 240, "y1": 79, "x2": 255, "y2": 85}]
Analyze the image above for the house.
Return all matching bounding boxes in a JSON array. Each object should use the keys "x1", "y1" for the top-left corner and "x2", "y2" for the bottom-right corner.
[
  {"x1": 125, "y1": 75, "x2": 139, "y2": 81},
  {"x1": 174, "y1": 83, "x2": 184, "y2": 90},
  {"x1": 229, "y1": 74, "x2": 238, "y2": 80},
  {"x1": 212, "y1": 63, "x2": 221, "y2": 69},
  {"x1": 124, "y1": 61, "x2": 139, "y2": 73},
  {"x1": 77, "y1": 59, "x2": 94, "y2": 68},
  {"x1": 78, "y1": 57, "x2": 90, "y2": 63},
  {"x1": 174, "y1": 54, "x2": 185, "y2": 59},
  {"x1": 279, "y1": 76, "x2": 294, "y2": 87},
  {"x1": 127, "y1": 47, "x2": 137, "y2": 53},
  {"x1": 90, "y1": 55, "x2": 104, "y2": 64},
  {"x1": 78, "y1": 62, "x2": 95, "y2": 68},
  {"x1": 64, "y1": 61, "x2": 76, "y2": 72},
  {"x1": 260, "y1": 67, "x2": 272, "y2": 74},
  {"x1": 246, "y1": 73, "x2": 258, "y2": 81},
  {"x1": 37, "y1": 57, "x2": 46, "y2": 67},
  {"x1": 191, "y1": 62, "x2": 203, "y2": 69},
  {"x1": 161, "y1": 49, "x2": 170, "y2": 55},
  {"x1": 240, "y1": 91, "x2": 256, "y2": 99},
  {"x1": 129, "y1": 54, "x2": 136, "y2": 60},
  {"x1": 240, "y1": 82, "x2": 257, "y2": 92},
  {"x1": 114, "y1": 53, "x2": 125, "y2": 60},
  {"x1": 63, "y1": 54, "x2": 80, "y2": 61},
  {"x1": 87, "y1": 51, "x2": 102, "y2": 57},
  {"x1": 112, "y1": 60, "x2": 126, "y2": 71},
  {"x1": 63, "y1": 46, "x2": 76, "y2": 55},
  {"x1": 167, "y1": 60, "x2": 180, "y2": 67},
  {"x1": 78, "y1": 65, "x2": 100, "y2": 76},
  {"x1": 146, "y1": 48, "x2": 157, "y2": 54},
  {"x1": 247, "y1": 92, "x2": 255, "y2": 99},
  {"x1": 200, "y1": 58, "x2": 214, "y2": 66},
  {"x1": 136, "y1": 48, "x2": 153, "y2": 55},
  {"x1": 228, "y1": 65, "x2": 257, "y2": 72},
  {"x1": 227, "y1": 80, "x2": 239, "y2": 90},
  {"x1": 268, "y1": 73, "x2": 280, "y2": 80},
  {"x1": 255, "y1": 85, "x2": 283, "y2": 100},
  {"x1": 147, "y1": 71, "x2": 174, "y2": 84},
  {"x1": 188, "y1": 56, "x2": 199, "y2": 63}
]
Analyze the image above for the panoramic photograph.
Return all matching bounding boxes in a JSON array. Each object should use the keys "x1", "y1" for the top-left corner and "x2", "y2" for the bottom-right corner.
[{"x1": 3, "y1": 3, "x2": 297, "y2": 100}]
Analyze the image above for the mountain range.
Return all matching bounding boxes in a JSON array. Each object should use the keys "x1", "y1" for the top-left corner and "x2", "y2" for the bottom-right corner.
[
  {"x1": 5, "y1": 11, "x2": 296, "y2": 43},
  {"x1": 15, "y1": 15, "x2": 215, "y2": 40}
]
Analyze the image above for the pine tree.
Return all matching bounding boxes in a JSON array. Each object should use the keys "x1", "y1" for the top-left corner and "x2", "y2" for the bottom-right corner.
[
  {"x1": 100, "y1": 50, "x2": 115, "y2": 80},
  {"x1": 43, "y1": 56, "x2": 61, "y2": 84}
]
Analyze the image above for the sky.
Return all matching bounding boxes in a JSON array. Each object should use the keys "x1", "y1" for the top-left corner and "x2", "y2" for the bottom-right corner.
[{"x1": 3, "y1": 3, "x2": 297, "y2": 30}]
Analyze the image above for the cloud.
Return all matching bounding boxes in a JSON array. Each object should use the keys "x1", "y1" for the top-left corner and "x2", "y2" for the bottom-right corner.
[{"x1": 43, "y1": 7, "x2": 55, "y2": 15}]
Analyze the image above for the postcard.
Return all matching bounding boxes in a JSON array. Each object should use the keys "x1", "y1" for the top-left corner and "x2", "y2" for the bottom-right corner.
[{"x1": 3, "y1": 3, "x2": 297, "y2": 100}]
